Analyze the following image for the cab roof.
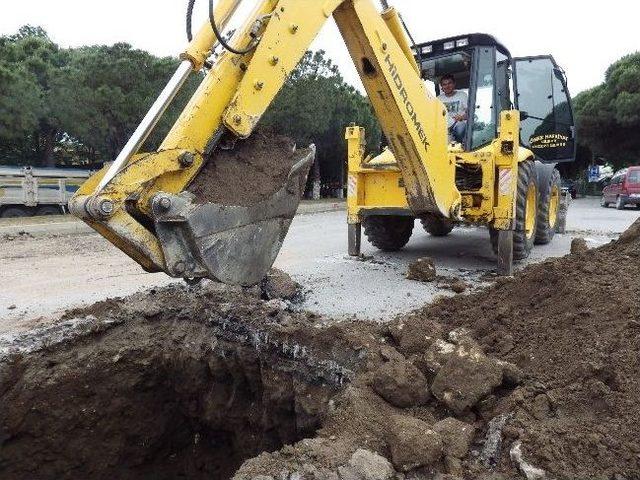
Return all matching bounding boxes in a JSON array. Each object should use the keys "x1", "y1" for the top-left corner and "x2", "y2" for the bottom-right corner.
[{"x1": 413, "y1": 33, "x2": 512, "y2": 60}]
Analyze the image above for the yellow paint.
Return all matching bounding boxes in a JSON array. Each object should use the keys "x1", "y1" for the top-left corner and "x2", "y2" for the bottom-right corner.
[
  {"x1": 223, "y1": 0, "x2": 346, "y2": 137},
  {"x1": 380, "y1": 7, "x2": 420, "y2": 76},
  {"x1": 525, "y1": 181, "x2": 537, "y2": 239},
  {"x1": 72, "y1": 0, "x2": 543, "y2": 279},
  {"x1": 181, "y1": 0, "x2": 242, "y2": 70},
  {"x1": 365, "y1": 148, "x2": 399, "y2": 167},
  {"x1": 549, "y1": 184, "x2": 559, "y2": 228},
  {"x1": 334, "y1": 0, "x2": 459, "y2": 218}
]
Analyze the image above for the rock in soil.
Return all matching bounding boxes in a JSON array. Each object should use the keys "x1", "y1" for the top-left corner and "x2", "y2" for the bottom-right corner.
[
  {"x1": 371, "y1": 352, "x2": 431, "y2": 408},
  {"x1": 430, "y1": 345, "x2": 504, "y2": 414},
  {"x1": 347, "y1": 449, "x2": 395, "y2": 480},
  {"x1": 406, "y1": 257, "x2": 437, "y2": 282},
  {"x1": 387, "y1": 414, "x2": 443, "y2": 471},
  {"x1": 433, "y1": 417, "x2": 475, "y2": 459},
  {"x1": 570, "y1": 236, "x2": 588, "y2": 254},
  {"x1": 449, "y1": 279, "x2": 467, "y2": 293},
  {"x1": 510, "y1": 441, "x2": 546, "y2": 480},
  {"x1": 260, "y1": 268, "x2": 301, "y2": 301}
]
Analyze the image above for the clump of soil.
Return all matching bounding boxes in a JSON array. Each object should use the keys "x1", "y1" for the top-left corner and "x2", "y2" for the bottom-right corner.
[
  {"x1": 406, "y1": 256, "x2": 437, "y2": 282},
  {"x1": 400, "y1": 217, "x2": 640, "y2": 478},
  {"x1": 260, "y1": 268, "x2": 302, "y2": 302},
  {"x1": 188, "y1": 130, "x2": 304, "y2": 206},
  {"x1": 2, "y1": 219, "x2": 639, "y2": 479},
  {"x1": 570, "y1": 236, "x2": 588, "y2": 254}
]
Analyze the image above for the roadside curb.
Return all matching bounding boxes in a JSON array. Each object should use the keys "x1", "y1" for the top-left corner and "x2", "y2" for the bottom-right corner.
[
  {"x1": 297, "y1": 201, "x2": 346, "y2": 216},
  {"x1": 0, "y1": 201, "x2": 347, "y2": 237}
]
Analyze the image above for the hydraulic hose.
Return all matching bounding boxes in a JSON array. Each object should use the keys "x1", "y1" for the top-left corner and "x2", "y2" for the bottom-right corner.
[
  {"x1": 186, "y1": 0, "x2": 196, "y2": 41},
  {"x1": 186, "y1": 0, "x2": 258, "y2": 55},
  {"x1": 208, "y1": 0, "x2": 258, "y2": 55}
]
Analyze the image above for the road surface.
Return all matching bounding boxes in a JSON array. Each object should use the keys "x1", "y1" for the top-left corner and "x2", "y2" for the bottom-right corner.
[{"x1": 1, "y1": 197, "x2": 638, "y2": 333}]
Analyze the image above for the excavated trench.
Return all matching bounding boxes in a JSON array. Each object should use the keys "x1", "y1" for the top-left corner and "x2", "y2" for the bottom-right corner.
[
  {"x1": 0, "y1": 280, "x2": 358, "y2": 480},
  {"x1": 2, "y1": 220, "x2": 640, "y2": 479}
]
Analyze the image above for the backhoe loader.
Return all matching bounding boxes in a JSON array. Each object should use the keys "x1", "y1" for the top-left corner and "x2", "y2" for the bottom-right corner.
[{"x1": 70, "y1": 0, "x2": 575, "y2": 285}]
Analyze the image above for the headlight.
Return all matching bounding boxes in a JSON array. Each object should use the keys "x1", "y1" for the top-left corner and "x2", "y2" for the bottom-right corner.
[
  {"x1": 443, "y1": 41, "x2": 455, "y2": 50},
  {"x1": 421, "y1": 45, "x2": 433, "y2": 54},
  {"x1": 456, "y1": 38, "x2": 469, "y2": 47}
]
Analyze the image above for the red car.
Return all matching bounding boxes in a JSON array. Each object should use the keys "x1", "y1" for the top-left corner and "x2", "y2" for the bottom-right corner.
[{"x1": 601, "y1": 166, "x2": 640, "y2": 210}]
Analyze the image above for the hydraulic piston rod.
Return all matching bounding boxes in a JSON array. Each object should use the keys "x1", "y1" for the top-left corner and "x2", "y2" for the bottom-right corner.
[
  {"x1": 94, "y1": 60, "x2": 193, "y2": 193},
  {"x1": 94, "y1": 0, "x2": 243, "y2": 193}
]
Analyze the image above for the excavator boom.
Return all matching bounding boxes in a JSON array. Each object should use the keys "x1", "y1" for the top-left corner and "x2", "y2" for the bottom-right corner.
[{"x1": 70, "y1": 0, "x2": 460, "y2": 284}]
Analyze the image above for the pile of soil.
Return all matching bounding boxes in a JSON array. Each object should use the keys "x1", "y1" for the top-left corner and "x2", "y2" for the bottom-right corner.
[
  {"x1": 188, "y1": 130, "x2": 305, "y2": 206},
  {"x1": 398, "y1": 218, "x2": 640, "y2": 478},
  {"x1": 1, "y1": 219, "x2": 639, "y2": 479}
]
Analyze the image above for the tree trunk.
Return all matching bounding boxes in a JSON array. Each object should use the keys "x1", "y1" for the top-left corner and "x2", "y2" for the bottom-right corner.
[
  {"x1": 38, "y1": 126, "x2": 58, "y2": 167},
  {"x1": 312, "y1": 158, "x2": 321, "y2": 200}
]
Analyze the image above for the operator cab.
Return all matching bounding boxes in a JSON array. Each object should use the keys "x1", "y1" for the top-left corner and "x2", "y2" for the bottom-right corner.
[{"x1": 413, "y1": 33, "x2": 576, "y2": 163}]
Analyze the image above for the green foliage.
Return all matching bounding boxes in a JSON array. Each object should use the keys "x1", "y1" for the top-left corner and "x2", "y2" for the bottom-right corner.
[
  {"x1": 50, "y1": 43, "x2": 198, "y2": 163},
  {"x1": 574, "y1": 52, "x2": 640, "y2": 169},
  {"x1": 0, "y1": 27, "x2": 199, "y2": 167},
  {"x1": 0, "y1": 27, "x2": 378, "y2": 188},
  {"x1": 262, "y1": 50, "x2": 381, "y2": 186},
  {"x1": 0, "y1": 26, "x2": 67, "y2": 166}
]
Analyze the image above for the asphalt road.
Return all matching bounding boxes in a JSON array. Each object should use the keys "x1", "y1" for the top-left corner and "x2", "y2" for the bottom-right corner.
[{"x1": 1, "y1": 197, "x2": 638, "y2": 332}]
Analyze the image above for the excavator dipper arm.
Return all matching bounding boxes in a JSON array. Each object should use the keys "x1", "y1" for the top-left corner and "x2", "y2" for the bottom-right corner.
[{"x1": 70, "y1": 0, "x2": 460, "y2": 285}]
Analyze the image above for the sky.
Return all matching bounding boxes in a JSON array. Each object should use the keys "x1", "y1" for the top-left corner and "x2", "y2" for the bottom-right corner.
[{"x1": 1, "y1": 0, "x2": 639, "y2": 96}]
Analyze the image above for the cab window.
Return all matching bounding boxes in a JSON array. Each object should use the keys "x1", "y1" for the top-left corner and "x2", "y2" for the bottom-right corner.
[
  {"x1": 421, "y1": 51, "x2": 471, "y2": 98},
  {"x1": 470, "y1": 47, "x2": 496, "y2": 149}
]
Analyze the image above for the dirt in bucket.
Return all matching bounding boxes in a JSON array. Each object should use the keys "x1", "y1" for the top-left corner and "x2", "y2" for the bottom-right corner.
[{"x1": 188, "y1": 130, "x2": 309, "y2": 207}]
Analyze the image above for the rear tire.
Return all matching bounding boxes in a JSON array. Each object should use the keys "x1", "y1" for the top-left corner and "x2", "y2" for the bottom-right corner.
[
  {"x1": 420, "y1": 215, "x2": 454, "y2": 237},
  {"x1": 363, "y1": 215, "x2": 414, "y2": 251},
  {"x1": 1, "y1": 206, "x2": 30, "y2": 218},
  {"x1": 535, "y1": 168, "x2": 561, "y2": 245},
  {"x1": 616, "y1": 196, "x2": 625, "y2": 210},
  {"x1": 490, "y1": 160, "x2": 538, "y2": 260},
  {"x1": 36, "y1": 205, "x2": 62, "y2": 216}
]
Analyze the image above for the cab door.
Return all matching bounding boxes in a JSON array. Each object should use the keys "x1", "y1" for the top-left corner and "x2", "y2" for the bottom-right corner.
[{"x1": 513, "y1": 56, "x2": 576, "y2": 163}]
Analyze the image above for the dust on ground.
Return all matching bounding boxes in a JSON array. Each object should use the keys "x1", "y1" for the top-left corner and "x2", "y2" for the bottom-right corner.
[
  {"x1": 188, "y1": 130, "x2": 304, "y2": 206},
  {"x1": 1, "y1": 219, "x2": 639, "y2": 479}
]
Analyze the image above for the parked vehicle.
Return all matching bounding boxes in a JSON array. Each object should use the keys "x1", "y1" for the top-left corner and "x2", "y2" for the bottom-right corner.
[
  {"x1": 601, "y1": 166, "x2": 640, "y2": 210},
  {"x1": 0, "y1": 166, "x2": 92, "y2": 218}
]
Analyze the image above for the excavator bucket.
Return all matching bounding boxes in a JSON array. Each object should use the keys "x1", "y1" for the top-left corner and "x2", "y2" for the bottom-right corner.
[{"x1": 149, "y1": 145, "x2": 315, "y2": 286}]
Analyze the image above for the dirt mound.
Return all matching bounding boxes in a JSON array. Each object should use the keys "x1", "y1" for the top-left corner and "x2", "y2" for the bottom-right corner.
[
  {"x1": 188, "y1": 130, "x2": 303, "y2": 206},
  {"x1": 2, "y1": 219, "x2": 639, "y2": 479},
  {"x1": 399, "y1": 217, "x2": 640, "y2": 478}
]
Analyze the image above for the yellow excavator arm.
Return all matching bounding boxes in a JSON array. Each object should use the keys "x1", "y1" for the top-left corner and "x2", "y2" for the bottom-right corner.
[{"x1": 70, "y1": 0, "x2": 460, "y2": 285}]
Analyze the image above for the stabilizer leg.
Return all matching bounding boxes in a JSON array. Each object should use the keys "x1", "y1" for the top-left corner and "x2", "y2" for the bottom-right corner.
[
  {"x1": 348, "y1": 223, "x2": 362, "y2": 256},
  {"x1": 497, "y1": 229, "x2": 514, "y2": 276}
]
